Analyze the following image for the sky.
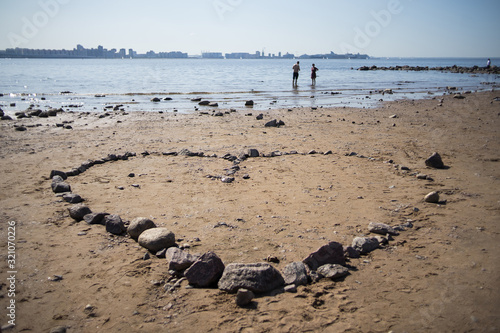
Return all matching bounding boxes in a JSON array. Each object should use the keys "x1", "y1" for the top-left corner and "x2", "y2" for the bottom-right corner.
[{"x1": 0, "y1": 0, "x2": 499, "y2": 58}]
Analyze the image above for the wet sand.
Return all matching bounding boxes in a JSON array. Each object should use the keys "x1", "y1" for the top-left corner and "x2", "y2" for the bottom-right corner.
[{"x1": 0, "y1": 91, "x2": 499, "y2": 332}]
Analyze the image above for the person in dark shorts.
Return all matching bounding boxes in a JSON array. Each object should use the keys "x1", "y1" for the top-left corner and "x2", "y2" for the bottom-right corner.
[
  {"x1": 292, "y1": 61, "x2": 300, "y2": 86},
  {"x1": 311, "y1": 64, "x2": 319, "y2": 85}
]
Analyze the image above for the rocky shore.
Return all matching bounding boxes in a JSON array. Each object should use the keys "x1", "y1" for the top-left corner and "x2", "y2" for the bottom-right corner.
[
  {"x1": 0, "y1": 91, "x2": 499, "y2": 332},
  {"x1": 358, "y1": 64, "x2": 500, "y2": 74}
]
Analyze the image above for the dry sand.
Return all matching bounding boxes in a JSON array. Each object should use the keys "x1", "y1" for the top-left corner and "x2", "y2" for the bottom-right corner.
[{"x1": 0, "y1": 91, "x2": 499, "y2": 332}]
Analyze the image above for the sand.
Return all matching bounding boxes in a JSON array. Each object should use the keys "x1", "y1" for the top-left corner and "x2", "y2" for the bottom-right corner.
[{"x1": 0, "y1": 91, "x2": 499, "y2": 332}]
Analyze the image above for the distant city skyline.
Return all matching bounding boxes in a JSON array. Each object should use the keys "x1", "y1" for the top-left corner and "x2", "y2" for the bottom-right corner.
[
  {"x1": 0, "y1": 1, "x2": 499, "y2": 58},
  {"x1": 0, "y1": 44, "x2": 369, "y2": 59}
]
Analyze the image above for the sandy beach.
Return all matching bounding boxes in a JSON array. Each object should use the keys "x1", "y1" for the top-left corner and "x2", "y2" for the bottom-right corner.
[{"x1": 0, "y1": 91, "x2": 499, "y2": 332}]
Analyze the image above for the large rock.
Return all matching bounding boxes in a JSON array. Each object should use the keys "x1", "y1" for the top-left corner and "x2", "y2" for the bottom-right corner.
[
  {"x1": 83, "y1": 212, "x2": 109, "y2": 225},
  {"x1": 302, "y1": 241, "x2": 345, "y2": 270},
  {"x1": 184, "y1": 252, "x2": 225, "y2": 287},
  {"x1": 128, "y1": 217, "x2": 156, "y2": 240},
  {"x1": 105, "y1": 214, "x2": 126, "y2": 235},
  {"x1": 425, "y1": 152, "x2": 445, "y2": 169},
  {"x1": 283, "y1": 262, "x2": 309, "y2": 286},
  {"x1": 368, "y1": 222, "x2": 399, "y2": 236},
  {"x1": 138, "y1": 228, "x2": 176, "y2": 252},
  {"x1": 247, "y1": 148, "x2": 260, "y2": 157},
  {"x1": 166, "y1": 247, "x2": 199, "y2": 271},
  {"x1": 51, "y1": 176, "x2": 71, "y2": 193},
  {"x1": 351, "y1": 237, "x2": 379, "y2": 254},
  {"x1": 62, "y1": 193, "x2": 83, "y2": 204},
  {"x1": 68, "y1": 204, "x2": 92, "y2": 222},
  {"x1": 218, "y1": 263, "x2": 285, "y2": 293},
  {"x1": 317, "y1": 264, "x2": 349, "y2": 280}
]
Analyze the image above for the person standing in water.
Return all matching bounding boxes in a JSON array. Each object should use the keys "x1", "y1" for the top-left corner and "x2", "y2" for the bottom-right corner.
[
  {"x1": 292, "y1": 61, "x2": 300, "y2": 86},
  {"x1": 311, "y1": 64, "x2": 319, "y2": 85}
]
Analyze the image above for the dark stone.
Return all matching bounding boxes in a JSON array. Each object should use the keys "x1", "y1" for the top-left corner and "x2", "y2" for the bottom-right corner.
[
  {"x1": 185, "y1": 252, "x2": 225, "y2": 288},
  {"x1": 50, "y1": 170, "x2": 68, "y2": 180},
  {"x1": 236, "y1": 289, "x2": 255, "y2": 307},
  {"x1": 245, "y1": 100, "x2": 254, "y2": 106},
  {"x1": 283, "y1": 262, "x2": 309, "y2": 286},
  {"x1": 166, "y1": 247, "x2": 199, "y2": 271},
  {"x1": 343, "y1": 246, "x2": 360, "y2": 259},
  {"x1": 151, "y1": 97, "x2": 161, "y2": 102},
  {"x1": 104, "y1": 214, "x2": 126, "y2": 235},
  {"x1": 15, "y1": 126, "x2": 27, "y2": 132},
  {"x1": 303, "y1": 241, "x2": 346, "y2": 270},
  {"x1": 425, "y1": 152, "x2": 445, "y2": 169},
  {"x1": 68, "y1": 204, "x2": 92, "y2": 222},
  {"x1": 51, "y1": 181, "x2": 71, "y2": 193},
  {"x1": 218, "y1": 262, "x2": 285, "y2": 293},
  {"x1": 247, "y1": 149, "x2": 259, "y2": 157},
  {"x1": 198, "y1": 100, "x2": 210, "y2": 106},
  {"x1": 83, "y1": 212, "x2": 109, "y2": 225},
  {"x1": 256, "y1": 113, "x2": 263, "y2": 120},
  {"x1": 62, "y1": 193, "x2": 83, "y2": 204}
]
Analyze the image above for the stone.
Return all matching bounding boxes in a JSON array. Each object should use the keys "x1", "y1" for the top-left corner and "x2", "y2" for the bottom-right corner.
[
  {"x1": 343, "y1": 246, "x2": 361, "y2": 259},
  {"x1": 50, "y1": 170, "x2": 67, "y2": 180},
  {"x1": 351, "y1": 237, "x2": 379, "y2": 254},
  {"x1": 265, "y1": 119, "x2": 285, "y2": 127},
  {"x1": 424, "y1": 191, "x2": 440, "y2": 203},
  {"x1": 51, "y1": 181, "x2": 71, "y2": 193},
  {"x1": 302, "y1": 241, "x2": 346, "y2": 271},
  {"x1": 218, "y1": 262, "x2": 285, "y2": 293},
  {"x1": 151, "y1": 97, "x2": 161, "y2": 102},
  {"x1": 425, "y1": 152, "x2": 445, "y2": 169},
  {"x1": 68, "y1": 204, "x2": 92, "y2": 222},
  {"x1": 283, "y1": 262, "x2": 309, "y2": 286},
  {"x1": 236, "y1": 289, "x2": 255, "y2": 307},
  {"x1": 317, "y1": 264, "x2": 349, "y2": 280},
  {"x1": 166, "y1": 247, "x2": 199, "y2": 271},
  {"x1": 184, "y1": 252, "x2": 225, "y2": 288},
  {"x1": 128, "y1": 217, "x2": 156, "y2": 240},
  {"x1": 62, "y1": 193, "x2": 83, "y2": 204},
  {"x1": 49, "y1": 326, "x2": 67, "y2": 333},
  {"x1": 104, "y1": 214, "x2": 126, "y2": 235},
  {"x1": 256, "y1": 113, "x2": 263, "y2": 120},
  {"x1": 368, "y1": 222, "x2": 399, "y2": 236},
  {"x1": 247, "y1": 148, "x2": 259, "y2": 157},
  {"x1": 198, "y1": 100, "x2": 210, "y2": 106},
  {"x1": 221, "y1": 177, "x2": 235, "y2": 183},
  {"x1": 245, "y1": 100, "x2": 254, "y2": 106},
  {"x1": 83, "y1": 212, "x2": 109, "y2": 225},
  {"x1": 138, "y1": 228, "x2": 176, "y2": 252}
]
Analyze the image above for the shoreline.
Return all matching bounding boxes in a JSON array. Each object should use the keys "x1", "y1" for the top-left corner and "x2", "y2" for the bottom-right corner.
[{"x1": 0, "y1": 91, "x2": 499, "y2": 332}]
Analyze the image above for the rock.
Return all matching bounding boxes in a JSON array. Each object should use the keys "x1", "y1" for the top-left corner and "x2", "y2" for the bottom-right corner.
[
  {"x1": 284, "y1": 284, "x2": 297, "y2": 293},
  {"x1": 265, "y1": 119, "x2": 285, "y2": 127},
  {"x1": 302, "y1": 241, "x2": 345, "y2": 270},
  {"x1": 425, "y1": 152, "x2": 445, "y2": 169},
  {"x1": 198, "y1": 100, "x2": 210, "y2": 106},
  {"x1": 317, "y1": 264, "x2": 350, "y2": 280},
  {"x1": 236, "y1": 289, "x2": 255, "y2": 307},
  {"x1": 128, "y1": 217, "x2": 156, "y2": 240},
  {"x1": 283, "y1": 262, "x2": 309, "y2": 286},
  {"x1": 424, "y1": 191, "x2": 440, "y2": 203},
  {"x1": 104, "y1": 214, "x2": 126, "y2": 235},
  {"x1": 68, "y1": 204, "x2": 92, "y2": 222},
  {"x1": 247, "y1": 148, "x2": 259, "y2": 157},
  {"x1": 15, "y1": 126, "x2": 27, "y2": 131},
  {"x1": 221, "y1": 177, "x2": 235, "y2": 183},
  {"x1": 218, "y1": 263, "x2": 285, "y2": 293},
  {"x1": 151, "y1": 97, "x2": 161, "y2": 102},
  {"x1": 351, "y1": 237, "x2": 379, "y2": 254},
  {"x1": 245, "y1": 100, "x2": 254, "y2": 106},
  {"x1": 83, "y1": 212, "x2": 108, "y2": 225},
  {"x1": 256, "y1": 113, "x2": 263, "y2": 120},
  {"x1": 184, "y1": 252, "x2": 225, "y2": 287},
  {"x1": 138, "y1": 227, "x2": 176, "y2": 252},
  {"x1": 62, "y1": 193, "x2": 83, "y2": 203},
  {"x1": 166, "y1": 247, "x2": 199, "y2": 271},
  {"x1": 51, "y1": 180, "x2": 71, "y2": 193},
  {"x1": 1, "y1": 115, "x2": 13, "y2": 120},
  {"x1": 50, "y1": 170, "x2": 67, "y2": 180},
  {"x1": 343, "y1": 246, "x2": 360, "y2": 259},
  {"x1": 368, "y1": 222, "x2": 399, "y2": 236},
  {"x1": 49, "y1": 326, "x2": 67, "y2": 333},
  {"x1": 209, "y1": 102, "x2": 219, "y2": 107}
]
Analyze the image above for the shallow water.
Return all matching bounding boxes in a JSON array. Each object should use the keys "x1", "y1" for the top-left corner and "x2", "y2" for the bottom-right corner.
[{"x1": 0, "y1": 57, "x2": 498, "y2": 114}]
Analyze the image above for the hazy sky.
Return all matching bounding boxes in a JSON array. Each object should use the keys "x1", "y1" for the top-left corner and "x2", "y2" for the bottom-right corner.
[{"x1": 0, "y1": 0, "x2": 499, "y2": 57}]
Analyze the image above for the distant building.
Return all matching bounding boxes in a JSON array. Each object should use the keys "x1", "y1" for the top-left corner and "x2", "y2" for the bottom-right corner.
[{"x1": 202, "y1": 52, "x2": 224, "y2": 59}]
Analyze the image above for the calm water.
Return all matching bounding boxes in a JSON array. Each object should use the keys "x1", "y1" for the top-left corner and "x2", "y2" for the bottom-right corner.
[{"x1": 0, "y1": 58, "x2": 498, "y2": 114}]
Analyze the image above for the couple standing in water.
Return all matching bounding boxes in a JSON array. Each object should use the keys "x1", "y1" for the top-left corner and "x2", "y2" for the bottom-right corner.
[{"x1": 292, "y1": 61, "x2": 319, "y2": 86}]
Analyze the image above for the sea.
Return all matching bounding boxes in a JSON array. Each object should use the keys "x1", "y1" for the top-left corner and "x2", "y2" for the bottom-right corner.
[{"x1": 0, "y1": 57, "x2": 498, "y2": 114}]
